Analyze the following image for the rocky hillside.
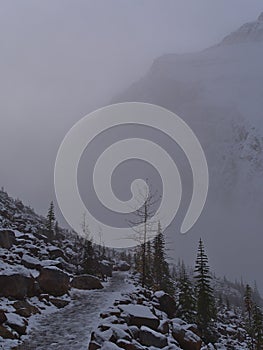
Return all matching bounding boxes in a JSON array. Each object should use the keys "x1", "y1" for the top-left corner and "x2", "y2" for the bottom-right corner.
[
  {"x1": 88, "y1": 286, "x2": 250, "y2": 350},
  {"x1": 0, "y1": 189, "x2": 128, "y2": 348}
]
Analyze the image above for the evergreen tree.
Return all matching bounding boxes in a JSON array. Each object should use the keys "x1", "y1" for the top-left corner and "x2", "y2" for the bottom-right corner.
[
  {"x1": 47, "y1": 201, "x2": 55, "y2": 232},
  {"x1": 177, "y1": 261, "x2": 196, "y2": 323},
  {"x1": 252, "y1": 304, "x2": 263, "y2": 350},
  {"x1": 152, "y1": 222, "x2": 174, "y2": 294},
  {"x1": 244, "y1": 284, "x2": 255, "y2": 349},
  {"x1": 194, "y1": 238, "x2": 217, "y2": 343}
]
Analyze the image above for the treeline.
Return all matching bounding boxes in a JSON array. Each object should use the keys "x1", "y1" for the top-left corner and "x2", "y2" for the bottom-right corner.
[{"x1": 133, "y1": 231, "x2": 263, "y2": 347}]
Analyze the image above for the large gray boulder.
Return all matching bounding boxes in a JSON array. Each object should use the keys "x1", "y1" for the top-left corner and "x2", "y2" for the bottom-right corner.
[
  {"x1": 71, "y1": 274, "x2": 103, "y2": 290},
  {"x1": 37, "y1": 267, "x2": 70, "y2": 296}
]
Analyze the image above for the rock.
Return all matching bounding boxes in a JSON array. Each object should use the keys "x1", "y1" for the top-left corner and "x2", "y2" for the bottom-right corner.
[
  {"x1": 0, "y1": 229, "x2": 16, "y2": 248},
  {"x1": 48, "y1": 246, "x2": 66, "y2": 260},
  {"x1": 6, "y1": 313, "x2": 27, "y2": 336},
  {"x1": 88, "y1": 341, "x2": 101, "y2": 350},
  {"x1": 37, "y1": 267, "x2": 70, "y2": 296},
  {"x1": 119, "y1": 304, "x2": 159, "y2": 330},
  {"x1": 13, "y1": 300, "x2": 40, "y2": 317},
  {"x1": 50, "y1": 298, "x2": 70, "y2": 309},
  {"x1": 71, "y1": 274, "x2": 103, "y2": 290},
  {"x1": 117, "y1": 261, "x2": 131, "y2": 272},
  {"x1": 158, "y1": 320, "x2": 170, "y2": 334},
  {"x1": 172, "y1": 322, "x2": 202, "y2": 350},
  {"x1": 21, "y1": 254, "x2": 41, "y2": 270},
  {"x1": 0, "y1": 274, "x2": 35, "y2": 299},
  {"x1": 129, "y1": 325, "x2": 139, "y2": 339},
  {"x1": 109, "y1": 326, "x2": 132, "y2": 343},
  {"x1": 154, "y1": 291, "x2": 177, "y2": 318},
  {"x1": 139, "y1": 325, "x2": 168, "y2": 348},
  {"x1": 101, "y1": 341, "x2": 122, "y2": 350},
  {"x1": 0, "y1": 325, "x2": 17, "y2": 339},
  {"x1": 0, "y1": 310, "x2": 7, "y2": 324},
  {"x1": 116, "y1": 339, "x2": 145, "y2": 350}
]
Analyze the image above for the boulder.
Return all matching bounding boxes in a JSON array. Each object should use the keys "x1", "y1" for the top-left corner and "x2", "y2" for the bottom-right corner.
[
  {"x1": 21, "y1": 254, "x2": 41, "y2": 270},
  {"x1": 116, "y1": 339, "x2": 145, "y2": 350},
  {"x1": 101, "y1": 341, "x2": 122, "y2": 350},
  {"x1": 48, "y1": 246, "x2": 66, "y2": 260},
  {"x1": 50, "y1": 298, "x2": 70, "y2": 309},
  {"x1": 71, "y1": 274, "x2": 103, "y2": 290},
  {"x1": 13, "y1": 300, "x2": 40, "y2": 318},
  {"x1": 139, "y1": 325, "x2": 168, "y2": 348},
  {"x1": 119, "y1": 304, "x2": 159, "y2": 330},
  {"x1": 0, "y1": 229, "x2": 16, "y2": 249},
  {"x1": 154, "y1": 291, "x2": 177, "y2": 318},
  {"x1": 172, "y1": 322, "x2": 202, "y2": 350},
  {"x1": 6, "y1": 313, "x2": 28, "y2": 336},
  {"x1": 37, "y1": 267, "x2": 70, "y2": 296},
  {"x1": 117, "y1": 261, "x2": 131, "y2": 272},
  {"x1": 0, "y1": 274, "x2": 36, "y2": 299},
  {"x1": 0, "y1": 325, "x2": 17, "y2": 339},
  {"x1": 0, "y1": 310, "x2": 7, "y2": 324}
]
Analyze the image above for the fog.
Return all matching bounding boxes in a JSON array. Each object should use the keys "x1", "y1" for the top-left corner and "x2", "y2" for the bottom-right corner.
[{"x1": 1, "y1": 1, "x2": 263, "y2": 288}]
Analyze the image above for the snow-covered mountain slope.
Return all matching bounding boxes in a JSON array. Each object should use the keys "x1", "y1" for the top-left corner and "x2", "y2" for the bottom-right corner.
[{"x1": 113, "y1": 12, "x2": 263, "y2": 290}]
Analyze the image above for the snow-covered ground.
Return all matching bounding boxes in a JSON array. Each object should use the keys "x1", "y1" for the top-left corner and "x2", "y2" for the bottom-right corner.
[{"x1": 14, "y1": 272, "x2": 134, "y2": 350}]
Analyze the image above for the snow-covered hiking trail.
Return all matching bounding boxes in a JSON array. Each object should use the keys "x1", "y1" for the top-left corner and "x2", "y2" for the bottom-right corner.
[{"x1": 16, "y1": 272, "x2": 134, "y2": 350}]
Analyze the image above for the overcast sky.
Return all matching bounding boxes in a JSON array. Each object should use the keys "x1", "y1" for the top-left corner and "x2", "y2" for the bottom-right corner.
[{"x1": 1, "y1": 0, "x2": 263, "y2": 286}]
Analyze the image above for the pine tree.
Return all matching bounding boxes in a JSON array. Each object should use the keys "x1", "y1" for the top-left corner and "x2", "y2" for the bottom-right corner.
[
  {"x1": 177, "y1": 261, "x2": 196, "y2": 323},
  {"x1": 252, "y1": 304, "x2": 263, "y2": 350},
  {"x1": 194, "y1": 238, "x2": 216, "y2": 343},
  {"x1": 47, "y1": 201, "x2": 55, "y2": 232},
  {"x1": 244, "y1": 284, "x2": 255, "y2": 349},
  {"x1": 152, "y1": 222, "x2": 174, "y2": 294}
]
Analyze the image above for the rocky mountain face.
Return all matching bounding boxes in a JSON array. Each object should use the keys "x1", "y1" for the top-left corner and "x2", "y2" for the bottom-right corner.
[
  {"x1": 113, "y1": 12, "x2": 263, "y2": 288},
  {"x1": 221, "y1": 12, "x2": 263, "y2": 45}
]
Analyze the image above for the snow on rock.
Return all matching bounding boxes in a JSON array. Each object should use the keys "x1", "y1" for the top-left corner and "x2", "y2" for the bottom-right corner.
[
  {"x1": 139, "y1": 325, "x2": 168, "y2": 348},
  {"x1": 120, "y1": 304, "x2": 159, "y2": 330}
]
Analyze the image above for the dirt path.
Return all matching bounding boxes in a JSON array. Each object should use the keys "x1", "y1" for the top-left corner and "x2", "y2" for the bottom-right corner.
[{"x1": 16, "y1": 272, "x2": 133, "y2": 350}]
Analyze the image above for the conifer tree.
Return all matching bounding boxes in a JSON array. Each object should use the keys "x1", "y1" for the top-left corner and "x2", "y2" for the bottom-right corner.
[
  {"x1": 47, "y1": 201, "x2": 55, "y2": 232},
  {"x1": 194, "y1": 238, "x2": 216, "y2": 342},
  {"x1": 177, "y1": 261, "x2": 196, "y2": 323},
  {"x1": 244, "y1": 284, "x2": 255, "y2": 349},
  {"x1": 252, "y1": 304, "x2": 263, "y2": 350},
  {"x1": 152, "y1": 222, "x2": 174, "y2": 294}
]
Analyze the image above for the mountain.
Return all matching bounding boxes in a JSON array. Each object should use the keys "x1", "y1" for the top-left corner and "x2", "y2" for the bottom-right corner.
[{"x1": 113, "y1": 12, "x2": 263, "y2": 289}]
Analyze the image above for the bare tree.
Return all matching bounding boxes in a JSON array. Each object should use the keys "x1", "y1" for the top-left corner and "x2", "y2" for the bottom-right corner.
[{"x1": 128, "y1": 180, "x2": 161, "y2": 287}]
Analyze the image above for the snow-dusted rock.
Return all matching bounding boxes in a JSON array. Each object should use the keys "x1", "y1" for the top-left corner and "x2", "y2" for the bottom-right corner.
[
  {"x1": 13, "y1": 300, "x2": 40, "y2": 317},
  {"x1": 172, "y1": 321, "x2": 202, "y2": 350},
  {"x1": 71, "y1": 274, "x2": 103, "y2": 290},
  {"x1": 120, "y1": 304, "x2": 159, "y2": 330},
  {"x1": 6, "y1": 312, "x2": 27, "y2": 335},
  {"x1": 154, "y1": 291, "x2": 177, "y2": 318},
  {"x1": 139, "y1": 325, "x2": 168, "y2": 348}
]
